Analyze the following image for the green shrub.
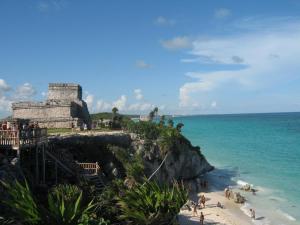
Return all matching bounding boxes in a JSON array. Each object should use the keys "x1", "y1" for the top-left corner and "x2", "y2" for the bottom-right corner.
[
  {"x1": 1, "y1": 180, "x2": 41, "y2": 225},
  {"x1": 47, "y1": 184, "x2": 95, "y2": 225},
  {"x1": 117, "y1": 181, "x2": 188, "y2": 225}
]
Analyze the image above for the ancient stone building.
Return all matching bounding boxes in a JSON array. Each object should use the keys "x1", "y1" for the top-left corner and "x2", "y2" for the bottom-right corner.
[{"x1": 12, "y1": 83, "x2": 91, "y2": 129}]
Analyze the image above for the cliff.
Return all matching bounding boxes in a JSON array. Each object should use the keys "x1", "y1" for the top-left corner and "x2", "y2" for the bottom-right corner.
[{"x1": 49, "y1": 131, "x2": 213, "y2": 183}]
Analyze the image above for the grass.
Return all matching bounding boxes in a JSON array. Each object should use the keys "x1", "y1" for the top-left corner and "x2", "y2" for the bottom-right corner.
[{"x1": 47, "y1": 128, "x2": 72, "y2": 134}]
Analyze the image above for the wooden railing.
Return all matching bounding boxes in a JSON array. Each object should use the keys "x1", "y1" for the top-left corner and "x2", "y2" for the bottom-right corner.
[
  {"x1": 0, "y1": 128, "x2": 48, "y2": 149},
  {"x1": 0, "y1": 130, "x2": 19, "y2": 148},
  {"x1": 76, "y1": 162, "x2": 100, "y2": 175}
]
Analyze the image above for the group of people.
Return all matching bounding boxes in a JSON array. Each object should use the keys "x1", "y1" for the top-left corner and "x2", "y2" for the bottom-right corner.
[{"x1": 191, "y1": 195, "x2": 207, "y2": 224}]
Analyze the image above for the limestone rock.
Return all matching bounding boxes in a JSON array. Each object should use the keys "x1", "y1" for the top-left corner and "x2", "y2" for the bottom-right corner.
[{"x1": 233, "y1": 192, "x2": 246, "y2": 204}]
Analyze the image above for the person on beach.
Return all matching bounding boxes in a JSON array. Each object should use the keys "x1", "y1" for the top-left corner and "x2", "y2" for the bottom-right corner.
[
  {"x1": 192, "y1": 203, "x2": 198, "y2": 216},
  {"x1": 250, "y1": 209, "x2": 256, "y2": 219},
  {"x1": 200, "y1": 195, "x2": 206, "y2": 208},
  {"x1": 217, "y1": 201, "x2": 223, "y2": 208},
  {"x1": 225, "y1": 188, "x2": 230, "y2": 199},
  {"x1": 199, "y1": 212, "x2": 204, "y2": 225}
]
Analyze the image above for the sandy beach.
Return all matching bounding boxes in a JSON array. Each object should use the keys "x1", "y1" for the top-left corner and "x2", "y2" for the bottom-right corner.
[{"x1": 179, "y1": 189, "x2": 254, "y2": 225}]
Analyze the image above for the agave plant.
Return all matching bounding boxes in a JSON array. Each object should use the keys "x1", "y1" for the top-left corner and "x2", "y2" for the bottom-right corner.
[
  {"x1": 0, "y1": 216, "x2": 16, "y2": 225},
  {"x1": 1, "y1": 180, "x2": 103, "y2": 225},
  {"x1": 117, "y1": 181, "x2": 188, "y2": 225},
  {"x1": 47, "y1": 184, "x2": 95, "y2": 225},
  {"x1": 1, "y1": 180, "x2": 41, "y2": 225}
]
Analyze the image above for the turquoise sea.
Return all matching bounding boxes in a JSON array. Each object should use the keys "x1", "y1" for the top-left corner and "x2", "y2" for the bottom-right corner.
[{"x1": 174, "y1": 113, "x2": 300, "y2": 225}]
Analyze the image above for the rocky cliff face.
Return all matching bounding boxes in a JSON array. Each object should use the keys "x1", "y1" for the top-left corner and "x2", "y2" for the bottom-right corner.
[
  {"x1": 49, "y1": 132, "x2": 213, "y2": 184},
  {"x1": 131, "y1": 134, "x2": 214, "y2": 184}
]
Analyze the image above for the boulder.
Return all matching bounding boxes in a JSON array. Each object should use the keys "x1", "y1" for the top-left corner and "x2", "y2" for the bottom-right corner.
[{"x1": 233, "y1": 192, "x2": 246, "y2": 204}]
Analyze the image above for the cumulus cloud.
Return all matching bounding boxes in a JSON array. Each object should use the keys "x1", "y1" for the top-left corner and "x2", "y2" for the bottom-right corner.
[
  {"x1": 179, "y1": 17, "x2": 300, "y2": 109},
  {"x1": 161, "y1": 36, "x2": 192, "y2": 50},
  {"x1": 84, "y1": 93, "x2": 94, "y2": 111},
  {"x1": 85, "y1": 89, "x2": 161, "y2": 114},
  {"x1": 134, "y1": 89, "x2": 143, "y2": 100},
  {"x1": 128, "y1": 102, "x2": 154, "y2": 112},
  {"x1": 113, "y1": 95, "x2": 127, "y2": 110},
  {"x1": 95, "y1": 95, "x2": 127, "y2": 112},
  {"x1": 0, "y1": 80, "x2": 38, "y2": 117},
  {"x1": 214, "y1": 8, "x2": 231, "y2": 19},
  {"x1": 136, "y1": 60, "x2": 152, "y2": 69},
  {"x1": 155, "y1": 16, "x2": 175, "y2": 26},
  {"x1": 14, "y1": 83, "x2": 36, "y2": 101},
  {"x1": 0, "y1": 79, "x2": 10, "y2": 92}
]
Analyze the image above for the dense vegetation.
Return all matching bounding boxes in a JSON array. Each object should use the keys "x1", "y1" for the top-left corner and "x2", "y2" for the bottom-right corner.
[
  {"x1": 90, "y1": 112, "x2": 139, "y2": 121},
  {"x1": 0, "y1": 108, "x2": 189, "y2": 225}
]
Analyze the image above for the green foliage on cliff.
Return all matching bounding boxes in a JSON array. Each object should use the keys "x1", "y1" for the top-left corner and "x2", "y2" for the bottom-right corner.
[
  {"x1": 90, "y1": 112, "x2": 138, "y2": 121},
  {"x1": 1, "y1": 181, "x2": 109, "y2": 225},
  {"x1": 117, "y1": 181, "x2": 188, "y2": 225},
  {"x1": 124, "y1": 117, "x2": 186, "y2": 157},
  {"x1": 108, "y1": 145, "x2": 145, "y2": 182}
]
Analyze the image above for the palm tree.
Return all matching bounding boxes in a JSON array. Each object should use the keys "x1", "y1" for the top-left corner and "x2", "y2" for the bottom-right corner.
[
  {"x1": 112, "y1": 107, "x2": 119, "y2": 116},
  {"x1": 176, "y1": 123, "x2": 184, "y2": 132},
  {"x1": 167, "y1": 119, "x2": 174, "y2": 128},
  {"x1": 149, "y1": 107, "x2": 158, "y2": 121},
  {"x1": 159, "y1": 115, "x2": 165, "y2": 127}
]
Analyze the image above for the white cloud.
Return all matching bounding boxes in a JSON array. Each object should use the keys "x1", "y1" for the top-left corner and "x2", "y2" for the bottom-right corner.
[
  {"x1": 155, "y1": 16, "x2": 175, "y2": 26},
  {"x1": 113, "y1": 95, "x2": 127, "y2": 110},
  {"x1": 134, "y1": 89, "x2": 143, "y2": 100},
  {"x1": 214, "y1": 8, "x2": 231, "y2": 19},
  {"x1": 14, "y1": 83, "x2": 36, "y2": 101},
  {"x1": 84, "y1": 93, "x2": 94, "y2": 111},
  {"x1": 179, "y1": 18, "x2": 300, "y2": 109},
  {"x1": 136, "y1": 60, "x2": 152, "y2": 69},
  {"x1": 0, "y1": 79, "x2": 11, "y2": 92},
  {"x1": 0, "y1": 80, "x2": 37, "y2": 117},
  {"x1": 128, "y1": 102, "x2": 154, "y2": 112},
  {"x1": 96, "y1": 100, "x2": 112, "y2": 112},
  {"x1": 161, "y1": 36, "x2": 192, "y2": 50},
  {"x1": 0, "y1": 96, "x2": 12, "y2": 113}
]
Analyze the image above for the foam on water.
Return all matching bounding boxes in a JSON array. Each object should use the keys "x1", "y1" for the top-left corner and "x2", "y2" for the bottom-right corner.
[
  {"x1": 236, "y1": 180, "x2": 252, "y2": 187},
  {"x1": 240, "y1": 202, "x2": 271, "y2": 225},
  {"x1": 276, "y1": 209, "x2": 297, "y2": 222}
]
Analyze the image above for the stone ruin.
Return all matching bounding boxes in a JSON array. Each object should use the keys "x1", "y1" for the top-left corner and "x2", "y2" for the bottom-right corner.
[{"x1": 12, "y1": 83, "x2": 91, "y2": 129}]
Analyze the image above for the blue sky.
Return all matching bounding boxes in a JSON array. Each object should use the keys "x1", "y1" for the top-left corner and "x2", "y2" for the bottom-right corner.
[{"x1": 1, "y1": 0, "x2": 300, "y2": 117}]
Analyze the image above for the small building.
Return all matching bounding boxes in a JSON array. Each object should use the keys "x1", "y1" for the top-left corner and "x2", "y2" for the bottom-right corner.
[{"x1": 12, "y1": 83, "x2": 91, "y2": 129}]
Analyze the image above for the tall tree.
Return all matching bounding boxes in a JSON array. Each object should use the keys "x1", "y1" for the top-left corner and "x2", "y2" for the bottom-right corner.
[
  {"x1": 112, "y1": 107, "x2": 119, "y2": 115},
  {"x1": 159, "y1": 115, "x2": 165, "y2": 127},
  {"x1": 167, "y1": 119, "x2": 174, "y2": 128},
  {"x1": 176, "y1": 123, "x2": 184, "y2": 132}
]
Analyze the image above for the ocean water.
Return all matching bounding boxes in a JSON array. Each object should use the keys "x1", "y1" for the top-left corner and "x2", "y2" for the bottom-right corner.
[{"x1": 174, "y1": 113, "x2": 300, "y2": 225}]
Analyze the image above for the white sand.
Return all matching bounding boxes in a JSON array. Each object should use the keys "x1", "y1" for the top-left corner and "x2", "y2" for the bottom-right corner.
[{"x1": 179, "y1": 190, "x2": 254, "y2": 225}]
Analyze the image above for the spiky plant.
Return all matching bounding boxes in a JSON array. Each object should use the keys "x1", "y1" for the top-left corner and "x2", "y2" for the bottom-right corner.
[
  {"x1": 47, "y1": 184, "x2": 95, "y2": 225},
  {"x1": 117, "y1": 181, "x2": 187, "y2": 225},
  {"x1": 1, "y1": 180, "x2": 41, "y2": 225}
]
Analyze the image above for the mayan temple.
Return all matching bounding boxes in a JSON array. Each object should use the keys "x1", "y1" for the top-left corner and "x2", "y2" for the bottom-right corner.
[{"x1": 12, "y1": 83, "x2": 91, "y2": 129}]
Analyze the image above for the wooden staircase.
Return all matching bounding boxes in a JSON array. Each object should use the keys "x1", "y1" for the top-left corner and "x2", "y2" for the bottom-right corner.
[
  {"x1": 45, "y1": 145, "x2": 105, "y2": 192},
  {"x1": 76, "y1": 162, "x2": 105, "y2": 192}
]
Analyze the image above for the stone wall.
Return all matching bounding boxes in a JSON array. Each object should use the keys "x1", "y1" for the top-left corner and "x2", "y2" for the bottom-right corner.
[
  {"x1": 13, "y1": 103, "x2": 72, "y2": 119},
  {"x1": 12, "y1": 83, "x2": 91, "y2": 129},
  {"x1": 48, "y1": 83, "x2": 82, "y2": 101}
]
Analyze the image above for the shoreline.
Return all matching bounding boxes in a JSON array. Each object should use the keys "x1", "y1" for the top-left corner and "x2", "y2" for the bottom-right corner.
[
  {"x1": 178, "y1": 168, "x2": 300, "y2": 225},
  {"x1": 179, "y1": 186, "x2": 253, "y2": 225}
]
